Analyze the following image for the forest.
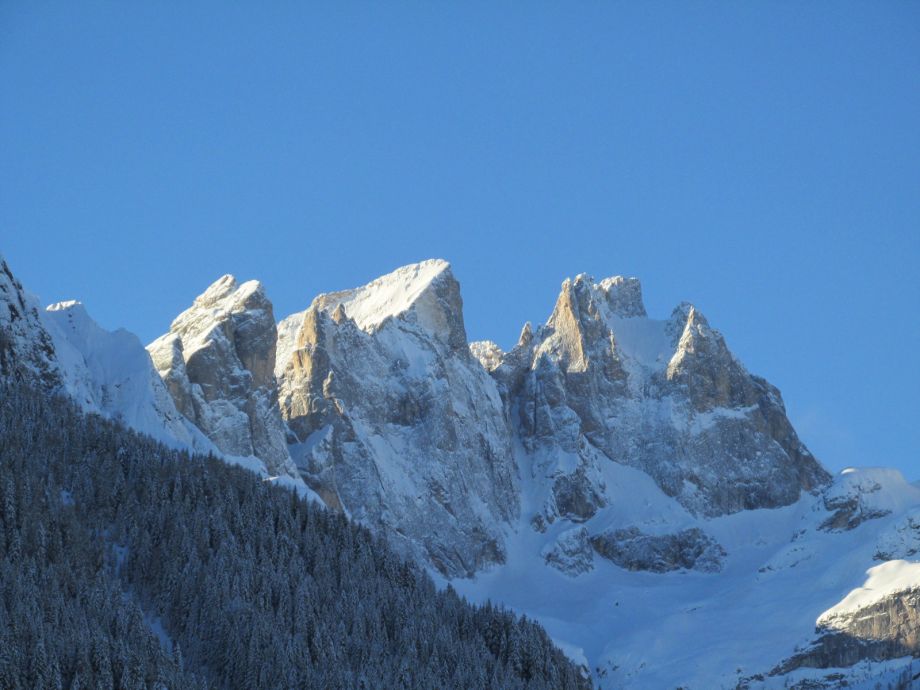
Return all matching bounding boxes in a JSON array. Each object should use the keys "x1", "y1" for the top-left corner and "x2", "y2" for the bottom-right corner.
[{"x1": 0, "y1": 380, "x2": 590, "y2": 689}]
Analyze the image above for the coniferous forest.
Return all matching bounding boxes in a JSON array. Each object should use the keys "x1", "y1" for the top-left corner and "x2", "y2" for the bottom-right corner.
[{"x1": 0, "y1": 380, "x2": 590, "y2": 690}]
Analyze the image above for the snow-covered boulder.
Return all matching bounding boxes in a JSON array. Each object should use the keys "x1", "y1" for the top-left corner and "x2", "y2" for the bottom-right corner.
[
  {"x1": 542, "y1": 526, "x2": 595, "y2": 575},
  {"x1": 590, "y1": 526, "x2": 725, "y2": 573}
]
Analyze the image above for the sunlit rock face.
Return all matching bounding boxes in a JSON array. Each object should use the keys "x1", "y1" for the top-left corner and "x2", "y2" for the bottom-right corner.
[
  {"x1": 775, "y1": 562, "x2": 920, "y2": 674},
  {"x1": 275, "y1": 260, "x2": 518, "y2": 577},
  {"x1": 473, "y1": 273, "x2": 829, "y2": 522},
  {"x1": 147, "y1": 275, "x2": 297, "y2": 478}
]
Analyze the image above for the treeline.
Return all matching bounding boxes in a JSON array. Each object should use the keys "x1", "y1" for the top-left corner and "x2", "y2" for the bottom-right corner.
[{"x1": 0, "y1": 380, "x2": 590, "y2": 689}]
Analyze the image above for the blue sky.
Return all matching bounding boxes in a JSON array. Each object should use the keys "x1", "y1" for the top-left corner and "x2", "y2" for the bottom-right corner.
[{"x1": 2, "y1": 3, "x2": 918, "y2": 476}]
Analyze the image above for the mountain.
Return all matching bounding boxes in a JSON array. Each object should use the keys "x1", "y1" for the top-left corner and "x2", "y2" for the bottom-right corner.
[
  {"x1": 43, "y1": 300, "x2": 214, "y2": 452},
  {"x1": 274, "y1": 260, "x2": 517, "y2": 577},
  {"x1": 147, "y1": 275, "x2": 300, "y2": 480},
  {"x1": 0, "y1": 255, "x2": 60, "y2": 390},
  {"x1": 4, "y1": 252, "x2": 920, "y2": 688}
]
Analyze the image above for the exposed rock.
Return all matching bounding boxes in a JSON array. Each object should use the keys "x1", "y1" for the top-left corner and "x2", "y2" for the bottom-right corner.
[
  {"x1": 147, "y1": 275, "x2": 296, "y2": 478},
  {"x1": 542, "y1": 527, "x2": 594, "y2": 575},
  {"x1": 485, "y1": 273, "x2": 829, "y2": 518},
  {"x1": 275, "y1": 260, "x2": 518, "y2": 577},
  {"x1": 552, "y1": 467, "x2": 606, "y2": 522},
  {"x1": 877, "y1": 509, "x2": 920, "y2": 561},
  {"x1": 0, "y1": 254, "x2": 60, "y2": 389},
  {"x1": 819, "y1": 469, "x2": 893, "y2": 532},
  {"x1": 775, "y1": 588, "x2": 920, "y2": 673},
  {"x1": 590, "y1": 526, "x2": 725, "y2": 573}
]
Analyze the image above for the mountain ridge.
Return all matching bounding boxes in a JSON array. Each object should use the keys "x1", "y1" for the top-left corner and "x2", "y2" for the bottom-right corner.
[{"x1": 4, "y1": 252, "x2": 919, "y2": 688}]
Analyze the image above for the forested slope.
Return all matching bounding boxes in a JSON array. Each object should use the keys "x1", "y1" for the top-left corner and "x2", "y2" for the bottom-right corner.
[{"x1": 0, "y1": 380, "x2": 589, "y2": 690}]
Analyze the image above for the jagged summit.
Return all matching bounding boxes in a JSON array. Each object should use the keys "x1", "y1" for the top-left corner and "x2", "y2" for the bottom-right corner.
[
  {"x1": 147, "y1": 274, "x2": 297, "y2": 479},
  {"x1": 274, "y1": 258, "x2": 515, "y2": 577},
  {"x1": 278, "y1": 259, "x2": 469, "y2": 366},
  {"x1": 308, "y1": 258, "x2": 454, "y2": 331}
]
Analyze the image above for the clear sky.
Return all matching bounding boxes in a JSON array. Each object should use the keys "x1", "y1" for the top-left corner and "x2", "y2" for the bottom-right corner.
[{"x1": 2, "y1": 3, "x2": 918, "y2": 476}]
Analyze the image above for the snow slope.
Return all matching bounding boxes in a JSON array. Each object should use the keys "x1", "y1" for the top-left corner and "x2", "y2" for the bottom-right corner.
[
  {"x1": 452, "y1": 467, "x2": 920, "y2": 688},
  {"x1": 42, "y1": 300, "x2": 214, "y2": 451}
]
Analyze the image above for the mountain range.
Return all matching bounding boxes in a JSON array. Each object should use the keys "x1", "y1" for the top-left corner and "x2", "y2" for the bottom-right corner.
[{"x1": 2, "y1": 252, "x2": 918, "y2": 689}]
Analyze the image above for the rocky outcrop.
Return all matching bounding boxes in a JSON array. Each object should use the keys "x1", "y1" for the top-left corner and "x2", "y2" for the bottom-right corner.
[
  {"x1": 542, "y1": 527, "x2": 595, "y2": 575},
  {"x1": 775, "y1": 590, "x2": 920, "y2": 673},
  {"x1": 477, "y1": 273, "x2": 830, "y2": 520},
  {"x1": 590, "y1": 526, "x2": 725, "y2": 573},
  {"x1": 147, "y1": 275, "x2": 296, "y2": 478},
  {"x1": 275, "y1": 260, "x2": 518, "y2": 577},
  {"x1": 877, "y1": 510, "x2": 920, "y2": 561},
  {"x1": 0, "y1": 254, "x2": 60, "y2": 389},
  {"x1": 819, "y1": 469, "x2": 894, "y2": 532}
]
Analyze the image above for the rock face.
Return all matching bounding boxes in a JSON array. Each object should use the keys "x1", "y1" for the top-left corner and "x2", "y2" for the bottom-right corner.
[
  {"x1": 542, "y1": 526, "x2": 595, "y2": 575},
  {"x1": 0, "y1": 254, "x2": 60, "y2": 389},
  {"x1": 775, "y1": 562, "x2": 920, "y2": 674},
  {"x1": 275, "y1": 260, "x2": 517, "y2": 577},
  {"x1": 147, "y1": 276, "x2": 296, "y2": 478},
  {"x1": 590, "y1": 526, "x2": 725, "y2": 573},
  {"x1": 473, "y1": 273, "x2": 830, "y2": 521}
]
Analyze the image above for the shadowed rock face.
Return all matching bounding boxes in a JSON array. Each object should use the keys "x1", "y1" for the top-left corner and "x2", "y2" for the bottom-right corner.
[
  {"x1": 474, "y1": 273, "x2": 830, "y2": 520},
  {"x1": 275, "y1": 260, "x2": 518, "y2": 578},
  {"x1": 590, "y1": 526, "x2": 726, "y2": 573},
  {"x1": 0, "y1": 255, "x2": 60, "y2": 389},
  {"x1": 147, "y1": 275, "x2": 296, "y2": 478}
]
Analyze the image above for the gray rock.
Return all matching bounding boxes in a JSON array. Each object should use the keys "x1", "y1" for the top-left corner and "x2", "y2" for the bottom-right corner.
[
  {"x1": 0, "y1": 254, "x2": 60, "y2": 390},
  {"x1": 275, "y1": 260, "x2": 518, "y2": 577},
  {"x1": 147, "y1": 275, "x2": 296, "y2": 478},
  {"x1": 773, "y1": 588, "x2": 920, "y2": 674},
  {"x1": 483, "y1": 273, "x2": 829, "y2": 519},
  {"x1": 590, "y1": 526, "x2": 725, "y2": 573},
  {"x1": 542, "y1": 527, "x2": 595, "y2": 575}
]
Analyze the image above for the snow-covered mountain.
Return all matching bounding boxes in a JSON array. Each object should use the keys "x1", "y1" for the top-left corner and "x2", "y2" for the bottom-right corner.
[
  {"x1": 274, "y1": 260, "x2": 517, "y2": 577},
  {"x1": 4, "y1": 251, "x2": 920, "y2": 688}
]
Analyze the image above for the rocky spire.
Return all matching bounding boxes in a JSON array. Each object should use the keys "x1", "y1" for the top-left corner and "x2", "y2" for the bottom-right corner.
[{"x1": 147, "y1": 275, "x2": 296, "y2": 478}]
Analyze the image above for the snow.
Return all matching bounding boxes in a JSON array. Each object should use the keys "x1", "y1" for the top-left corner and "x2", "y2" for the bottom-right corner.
[
  {"x1": 41, "y1": 300, "x2": 216, "y2": 453},
  {"x1": 606, "y1": 315, "x2": 673, "y2": 370},
  {"x1": 319, "y1": 259, "x2": 450, "y2": 332},
  {"x1": 818, "y1": 560, "x2": 920, "y2": 625},
  {"x1": 450, "y1": 460, "x2": 920, "y2": 689}
]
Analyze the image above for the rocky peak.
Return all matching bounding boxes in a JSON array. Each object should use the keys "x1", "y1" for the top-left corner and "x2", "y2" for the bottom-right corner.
[
  {"x1": 598, "y1": 275, "x2": 646, "y2": 318},
  {"x1": 307, "y1": 259, "x2": 468, "y2": 354},
  {"x1": 275, "y1": 260, "x2": 517, "y2": 577},
  {"x1": 148, "y1": 275, "x2": 296, "y2": 478},
  {"x1": 484, "y1": 271, "x2": 829, "y2": 519}
]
